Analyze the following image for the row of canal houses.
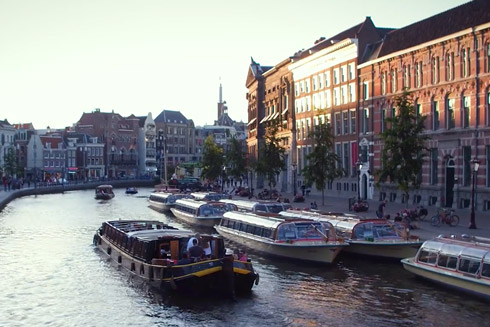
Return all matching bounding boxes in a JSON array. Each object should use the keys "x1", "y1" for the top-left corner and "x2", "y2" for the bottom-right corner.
[{"x1": 246, "y1": 0, "x2": 490, "y2": 211}]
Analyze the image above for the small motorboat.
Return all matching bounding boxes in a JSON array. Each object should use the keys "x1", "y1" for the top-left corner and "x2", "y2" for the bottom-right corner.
[{"x1": 125, "y1": 187, "x2": 138, "y2": 194}]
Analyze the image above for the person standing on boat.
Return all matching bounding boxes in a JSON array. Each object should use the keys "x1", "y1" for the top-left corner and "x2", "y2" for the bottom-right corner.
[
  {"x1": 376, "y1": 200, "x2": 387, "y2": 219},
  {"x1": 221, "y1": 248, "x2": 236, "y2": 301}
]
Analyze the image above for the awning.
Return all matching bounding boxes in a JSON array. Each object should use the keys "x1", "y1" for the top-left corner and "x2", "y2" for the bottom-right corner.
[
  {"x1": 282, "y1": 108, "x2": 288, "y2": 115},
  {"x1": 247, "y1": 117, "x2": 257, "y2": 126},
  {"x1": 259, "y1": 115, "x2": 270, "y2": 124},
  {"x1": 270, "y1": 112, "x2": 279, "y2": 120}
]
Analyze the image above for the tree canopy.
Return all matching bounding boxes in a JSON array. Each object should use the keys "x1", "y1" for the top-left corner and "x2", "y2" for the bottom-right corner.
[
  {"x1": 376, "y1": 90, "x2": 429, "y2": 202},
  {"x1": 225, "y1": 137, "x2": 247, "y2": 181},
  {"x1": 201, "y1": 135, "x2": 224, "y2": 182}
]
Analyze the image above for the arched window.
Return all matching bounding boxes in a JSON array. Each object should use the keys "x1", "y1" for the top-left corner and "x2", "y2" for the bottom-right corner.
[
  {"x1": 432, "y1": 97, "x2": 439, "y2": 130},
  {"x1": 446, "y1": 95, "x2": 455, "y2": 129},
  {"x1": 462, "y1": 94, "x2": 470, "y2": 128}
]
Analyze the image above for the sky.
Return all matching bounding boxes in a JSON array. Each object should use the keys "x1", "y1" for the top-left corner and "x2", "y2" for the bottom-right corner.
[{"x1": 0, "y1": 0, "x2": 470, "y2": 129}]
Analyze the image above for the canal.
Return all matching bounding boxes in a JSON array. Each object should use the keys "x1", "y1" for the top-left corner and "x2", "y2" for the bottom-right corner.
[{"x1": 0, "y1": 188, "x2": 488, "y2": 327}]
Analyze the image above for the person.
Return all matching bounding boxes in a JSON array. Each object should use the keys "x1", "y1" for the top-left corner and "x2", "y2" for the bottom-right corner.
[
  {"x1": 177, "y1": 252, "x2": 191, "y2": 265},
  {"x1": 186, "y1": 233, "x2": 201, "y2": 252},
  {"x1": 221, "y1": 248, "x2": 236, "y2": 301},
  {"x1": 311, "y1": 201, "x2": 318, "y2": 210},
  {"x1": 238, "y1": 250, "x2": 247, "y2": 262},
  {"x1": 301, "y1": 184, "x2": 306, "y2": 196},
  {"x1": 202, "y1": 239, "x2": 212, "y2": 258},
  {"x1": 376, "y1": 199, "x2": 387, "y2": 219},
  {"x1": 188, "y1": 238, "x2": 204, "y2": 261}
]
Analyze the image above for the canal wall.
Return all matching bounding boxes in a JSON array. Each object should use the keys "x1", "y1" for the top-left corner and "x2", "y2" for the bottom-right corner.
[{"x1": 0, "y1": 179, "x2": 157, "y2": 212}]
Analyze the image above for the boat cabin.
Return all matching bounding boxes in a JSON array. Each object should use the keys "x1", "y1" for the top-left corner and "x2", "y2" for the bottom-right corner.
[
  {"x1": 174, "y1": 198, "x2": 236, "y2": 217},
  {"x1": 95, "y1": 185, "x2": 115, "y2": 199},
  {"x1": 220, "y1": 199, "x2": 292, "y2": 214}
]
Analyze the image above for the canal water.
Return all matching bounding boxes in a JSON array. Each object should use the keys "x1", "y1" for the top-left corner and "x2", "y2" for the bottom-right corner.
[{"x1": 1, "y1": 188, "x2": 489, "y2": 327}]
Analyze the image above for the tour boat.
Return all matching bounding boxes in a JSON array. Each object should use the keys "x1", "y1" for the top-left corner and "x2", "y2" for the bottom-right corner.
[
  {"x1": 93, "y1": 219, "x2": 259, "y2": 295},
  {"x1": 170, "y1": 198, "x2": 237, "y2": 228},
  {"x1": 95, "y1": 185, "x2": 115, "y2": 200},
  {"x1": 125, "y1": 187, "x2": 138, "y2": 194},
  {"x1": 401, "y1": 234, "x2": 490, "y2": 299},
  {"x1": 279, "y1": 210, "x2": 423, "y2": 259},
  {"x1": 148, "y1": 191, "x2": 189, "y2": 213},
  {"x1": 219, "y1": 199, "x2": 293, "y2": 214},
  {"x1": 216, "y1": 211, "x2": 348, "y2": 264}
]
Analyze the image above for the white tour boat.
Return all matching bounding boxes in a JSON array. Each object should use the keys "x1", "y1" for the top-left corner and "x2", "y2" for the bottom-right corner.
[
  {"x1": 216, "y1": 211, "x2": 348, "y2": 264},
  {"x1": 191, "y1": 192, "x2": 231, "y2": 201},
  {"x1": 170, "y1": 198, "x2": 237, "y2": 228},
  {"x1": 280, "y1": 210, "x2": 422, "y2": 259},
  {"x1": 401, "y1": 234, "x2": 490, "y2": 299},
  {"x1": 148, "y1": 191, "x2": 189, "y2": 212}
]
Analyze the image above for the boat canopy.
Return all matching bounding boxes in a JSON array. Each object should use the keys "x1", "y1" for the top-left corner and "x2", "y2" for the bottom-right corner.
[
  {"x1": 220, "y1": 199, "x2": 292, "y2": 213},
  {"x1": 191, "y1": 192, "x2": 230, "y2": 201},
  {"x1": 97, "y1": 185, "x2": 113, "y2": 190},
  {"x1": 223, "y1": 211, "x2": 285, "y2": 230},
  {"x1": 421, "y1": 236, "x2": 490, "y2": 261}
]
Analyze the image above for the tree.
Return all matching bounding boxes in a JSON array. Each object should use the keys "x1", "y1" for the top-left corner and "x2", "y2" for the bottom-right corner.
[
  {"x1": 225, "y1": 137, "x2": 247, "y2": 185},
  {"x1": 201, "y1": 135, "x2": 224, "y2": 183},
  {"x1": 302, "y1": 122, "x2": 343, "y2": 205},
  {"x1": 3, "y1": 147, "x2": 17, "y2": 177},
  {"x1": 376, "y1": 90, "x2": 429, "y2": 206},
  {"x1": 254, "y1": 119, "x2": 286, "y2": 190}
]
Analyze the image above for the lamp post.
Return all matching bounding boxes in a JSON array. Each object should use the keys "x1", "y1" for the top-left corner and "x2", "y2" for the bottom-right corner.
[
  {"x1": 356, "y1": 160, "x2": 362, "y2": 201},
  {"x1": 469, "y1": 158, "x2": 480, "y2": 229},
  {"x1": 292, "y1": 163, "x2": 297, "y2": 196}
]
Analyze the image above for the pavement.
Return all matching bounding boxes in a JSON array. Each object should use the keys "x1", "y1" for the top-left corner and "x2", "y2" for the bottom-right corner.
[{"x1": 2, "y1": 185, "x2": 490, "y2": 241}]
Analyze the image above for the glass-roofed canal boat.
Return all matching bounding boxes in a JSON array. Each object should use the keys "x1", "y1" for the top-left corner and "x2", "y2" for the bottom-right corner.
[
  {"x1": 401, "y1": 234, "x2": 490, "y2": 299},
  {"x1": 279, "y1": 210, "x2": 423, "y2": 260},
  {"x1": 216, "y1": 211, "x2": 347, "y2": 264},
  {"x1": 170, "y1": 198, "x2": 237, "y2": 228},
  {"x1": 93, "y1": 220, "x2": 259, "y2": 295}
]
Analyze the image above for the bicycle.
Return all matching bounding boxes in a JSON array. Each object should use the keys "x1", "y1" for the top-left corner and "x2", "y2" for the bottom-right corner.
[{"x1": 430, "y1": 207, "x2": 459, "y2": 227}]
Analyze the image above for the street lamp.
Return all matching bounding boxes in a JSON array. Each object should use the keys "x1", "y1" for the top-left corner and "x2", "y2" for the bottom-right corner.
[
  {"x1": 356, "y1": 160, "x2": 362, "y2": 201},
  {"x1": 292, "y1": 163, "x2": 297, "y2": 196},
  {"x1": 469, "y1": 158, "x2": 480, "y2": 229}
]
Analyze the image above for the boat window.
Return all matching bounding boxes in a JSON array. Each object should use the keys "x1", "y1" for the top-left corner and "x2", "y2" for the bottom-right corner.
[
  {"x1": 277, "y1": 223, "x2": 297, "y2": 240},
  {"x1": 268, "y1": 205, "x2": 283, "y2": 213},
  {"x1": 418, "y1": 250, "x2": 437, "y2": 264},
  {"x1": 296, "y1": 223, "x2": 324, "y2": 239},
  {"x1": 372, "y1": 224, "x2": 398, "y2": 238},
  {"x1": 458, "y1": 258, "x2": 481, "y2": 274},
  {"x1": 239, "y1": 223, "x2": 247, "y2": 232},
  {"x1": 482, "y1": 263, "x2": 490, "y2": 278},
  {"x1": 255, "y1": 204, "x2": 267, "y2": 212},
  {"x1": 437, "y1": 254, "x2": 457, "y2": 269}
]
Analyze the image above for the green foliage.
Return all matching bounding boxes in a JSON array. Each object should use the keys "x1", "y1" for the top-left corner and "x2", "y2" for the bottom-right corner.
[
  {"x1": 376, "y1": 90, "x2": 429, "y2": 198},
  {"x1": 302, "y1": 122, "x2": 343, "y2": 204},
  {"x1": 226, "y1": 137, "x2": 247, "y2": 180},
  {"x1": 3, "y1": 147, "x2": 17, "y2": 176},
  {"x1": 255, "y1": 119, "x2": 286, "y2": 188},
  {"x1": 201, "y1": 135, "x2": 224, "y2": 182}
]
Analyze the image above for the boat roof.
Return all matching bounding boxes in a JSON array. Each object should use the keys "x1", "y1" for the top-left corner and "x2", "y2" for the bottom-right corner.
[
  {"x1": 97, "y1": 184, "x2": 113, "y2": 189},
  {"x1": 223, "y1": 211, "x2": 330, "y2": 230},
  {"x1": 150, "y1": 191, "x2": 187, "y2": 199},
  {"x1": 175, "y1": 198, "x2": 226, "y2": 209},
  {"x1": 220, "y1": 199, "x2": 292, "y2": 211},
  {"x1": 191, "y1": 192, "x2": 230, "y2": 201},
  {"x1": 422, "y1": 235, "x2": 490, "y2": 261}
]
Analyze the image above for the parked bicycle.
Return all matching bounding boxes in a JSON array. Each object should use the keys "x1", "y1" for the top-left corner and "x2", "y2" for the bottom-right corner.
[{"x1": 430, "y1": 207, "x2": 459, "y2": 227}]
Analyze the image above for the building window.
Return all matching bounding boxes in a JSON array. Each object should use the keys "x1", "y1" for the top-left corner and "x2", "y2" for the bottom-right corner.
[
  {"x1": 463, "y1": 146, "x2": 471, "y2": 186},
  {"x1": 295, "y1": 83, "x2": 299, "y2": 96},
  {"x1": 391, "y1": 69, "x2": 397, "y2": 93},
  {"x1": 461, "y1": 47, "x2": 470, "y2": 78},
  {"x1": 341, "y1": 85, "x2": 347, "y2": 104},
  {"x1": 446, "y1": 52, "x2": 454, "y2": 81},
  {"x1": 430, "y1": 148, "x2": 438, "y2": 185},
  {"x1": 432, "y1": 100, "x2": 439, "y2": 130},
  {"x1": 300, "y1": 81, "x2": 304, "y2": 93},
  {"x1": 349, "y1": 83, "x2": 355, "y2": 102},
  {"x1": 487, "y1": 146, "x2": 490, "y2": 187},
  {"x1": 348, "y1": 63, "x2": 355, "y2": 80},
  {"x1": 318, "y1": 74, "x2": 324, "y2": 89},
  {"x1": 335, "y1": 112, "x2": 341, "y2": 136},
  {"x1": 381, "y1": 72, "x2": 387, "y2": 95},
  {"x1": 381, "y1": 107, "x2": 386, "y2": 133},
  {"x1": 333, "y1": 68, "x2": 339, "y2": 85},
  {"x1": 415, "y1": 61, "x2": 423, "y2": 88},
  {"x1": 326, "y1": 90, "x2": 331, "y2": 108},
  {"x1": 325, "y1": 71, "x2": 331, "y2": 87},
  {"x1": 312, "y1": 76, "x2": 318, "y2": 91},
  {"x1": 335, "y1": 143, "x2": 342, "y2": 170},
  {"x1": 341, "y1": 66, "x2": 347, "y2": 83},
  {"x1": 463, "y1": 96, "x2": 470, "y2": 128},
  {"x1": 447, "y1": 98, "x2": 455, "y2": 129},
  {"x1": 363, "y1": 82, "x2": 369, "y2": 100},
  {"x1": 403, "y1": 65, "x2": 411, "y2": 89},
  {"x1": 432, "y1": 56, "x2": 440, "y2": 84},
  {"x1": 333, "y1": 88, "x2": 340, "y2": 106},
  {"x1": 342, "y1": 111, "x2": 349, "y2": 135},
  {"x1": 305, "y1": 79, "x2": 310, "y2": 93},
  {"x1": 343, "y1": 142, "x2": 349, "y2": 177},
  {"x1": 350, "y1": 109, "x2": 356, "y2": 134},
  {"x1": 416, "y1": 103, "x2": 421, "y2": 117},
  {"x1": 362, "y1": 108, "x2": 369, "y2": 134},
  {"x1": 306, "y1": 119, "x2": 311, "y2": 138}
]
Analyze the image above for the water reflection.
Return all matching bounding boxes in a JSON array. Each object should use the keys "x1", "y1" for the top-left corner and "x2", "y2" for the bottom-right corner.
[{"x1": 0, "y1": 188, "x2": 489, "y2": 327}]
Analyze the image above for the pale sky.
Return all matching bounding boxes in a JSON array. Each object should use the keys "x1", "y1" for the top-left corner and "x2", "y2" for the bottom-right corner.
[{"x1": 0, "y1": 0, "x2": 469, "y2": 129}]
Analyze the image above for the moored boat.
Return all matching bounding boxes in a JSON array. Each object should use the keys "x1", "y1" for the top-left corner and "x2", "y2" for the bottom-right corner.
[
  {"x1": 401, "y1": 234, "x2": 490, "y2": 299},
  {"x1": 219, "y1": 199, "x2": 292, "y2": 214},
  {"x1": 95, "y1": 185, "x2": 115, "y2": 200},
  {"x1": 125, "y1": 187, "x2": 138, "y2": 194},
  {"x1": 148, "y1": 191, "x2": 189, "y2": 213},
  {"x1": 216, "y1": 211, "x2": 347, "y2": 264},
  {"x1": 170, "y1": 198, "x2": 237, "y2": 228},
  {"x1": 280, "y1": 210, "x2": 422, "y2": 259},
  {"x1": 93, "y1": 219, "x2": 259, "y2": 295},
  {"x1": 191, "y1": 192, "x2": 231, "y2": 201}
]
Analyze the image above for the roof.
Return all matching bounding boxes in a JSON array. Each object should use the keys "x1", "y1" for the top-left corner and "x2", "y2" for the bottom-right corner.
[
  {"x1": 13, "y1": 123, "x2": 35, "y2": 130},
  {"x1": 40, "y1": 135, "x2": 65, "y2": 149},
  {"x1": 154, "y1": 110, "x2": 188, "y2": 124},
  {"x1": 370, "y1": 0, "x2": 490, "y2": 60}
]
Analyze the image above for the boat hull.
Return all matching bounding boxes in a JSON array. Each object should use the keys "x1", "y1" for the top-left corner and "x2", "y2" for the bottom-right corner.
[
  {"x1": 215, "y1": 226, "x2": 345, "y2": 264},
  {"x1": 170, "y1": 209, "x2": 222, "y2": 228},
  {"x1": 345, "y1": 240, "x2": 422, "y2": 259},
  {"x1": 401, "y1": 258, "x2": 490, "y2": 299},
  {"x1": 148, "y1": 201, "x2": 174, "y2": 213},
  {"x1": 94, "y1": 233, "x2": 257, "y2": 295},
  {"x1": 95, "y1": 194, "x2": 114, "y2": 200}
]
